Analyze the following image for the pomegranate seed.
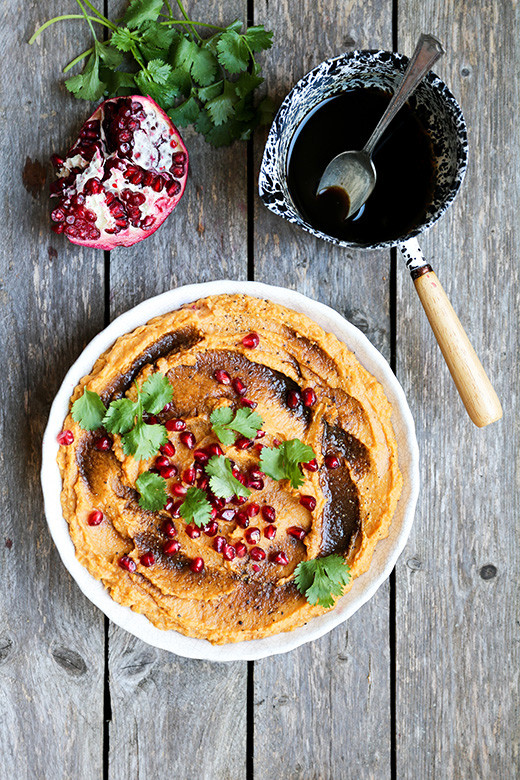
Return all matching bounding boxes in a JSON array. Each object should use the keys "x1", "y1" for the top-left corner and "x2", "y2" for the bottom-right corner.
[
  {"x1": 246, "y1": 503, "x2": 260, "y2": 517},
  {"x1": 211, "y1": 496, "x2": 226, "y2": 510},
  {"x1": 232, "y1": 378, "x2": 247, "y2": 396},
  {"x1": 255, "y1": 430, "x2": 266, "y2": 439},
  {"x1": 250, "y1": 547, "x2": 266, "y2": 562},
  {"x1": 247, "y1": 478, "x2": 264, "y2": 491},
  {"x1": 190, "y1": 558, "x2": 204, "y2": 574},
  {"x1": 219, "y1": 508, "x2": 236, "y2": 522},
  {"x1": 235, "y1": 437, "x2": 253, "y2": 450},
  {"x1": 179, "y1": 431, "x2": 195, "y2": 449},
  {"x1": 87, "y1": 510, "x2": 103, "y2": 526},
  {"x1": 270, "y1": 551, "x2": 289, "y2": 565},
  {"x1": 185, "y1": 524, "x2": 200, "y2": 539},
  {"x1": 160, "y1": 442, "x2": 175, "y2": 457},
  {"x1": 165, "y1": 498, "x2": 175, "y2": 512},
  {"x1": 166, "y1": 419, "x2": 186, "y2": 432},
  {"x1": 145, "y1": 414, "x2": 158, "y2": 424},
  {"x1": 214, "y1": 369, "x2": 231, "y2": 384},
  {"x1": 203, "y1": 520, "x2": 218, "y2": 536},
  {"x1": 118, "y1": 555, "x2": 136, "y2": 572},
  {"x1": 249, "y1": 468, "x2": 265, "y2": 481},
  {"x1": 57, "y1": 430, "x2": 74, "y2": 445},
  {"x1": 161, "y1": 402, "x2": 174, "y2": 414},
  {"x1": 170, "y1": 501, "x2": 181, "y2": 518},
  {"x1": 194, "y1": 449, "x2": 209, "y2": 465},
  {"x1": 252, "y1": 564, "x2": 260, "y2": 572},
  {"x1": 235, "y1": 542, "x2": 247, "y2": 558},
  {"x1": 162, "y1": 520, "x2": 177, "y2": 538},
  {"x1": 261, "y1": 505, "x2": 276, "y2": 523},
  {"x1": 255, "y1": 443, "x2": 265, "y2": 454},
  {"x1": 242, "y1": 332, "x2": 260, "y2": 349},
  {"x1": 155, "y1": 455, "x2": 170, "y2": 469},
  {"x1": 171, "y1": 483, "x2": 187, "y2": 497},
  {"x1": 206, "y1": 442, "x2": 224, "y2": 457},
  {"x1": 245, "y1": 527, "x2": 260, "y2": 544},
  {"x1": 303, "y1": 458, "x2": 319, "y2": 472},
  {"x1": 172, "y1": 151, "x2": 187, "y2": 164},
  {"x1": 160, "y1": 465, "x2": 178, "y2": 480},
  {"x1": 273, "y1": 438, "x2": 281, "y2": 447},
  {"x1": 264, "y1": 524, "x2": 277, "y2": 540},
  {"x1": 233, "y1": 495, "x2": 247, "y2": 506},
  {"x1": 213, "y1": 536, "x2": 226, "y2": 553},
  {"x1": 240, "y1": 398, "x2": 257, "y2": 409},
  {"x1": 183, "y1": 467, "x2": 196, "y2": 485},
  {"x1": 302, "y1": 388, "x2": 317, "y2": 407},
  {"x1": 300, "y1": 495, "x2": 316, "y2": 511},
  {"x1": 198, "y1": 476, "x2": 209, "y2": 491},
  {"x1": 324, "y1": 454, "x2": 341, "y2": 469},
  {"x1": 287, "y1": 526, "x2": 307, "y2": 541},
  {"x1": 287, "y1": 390, "x2": 301, "y2": 408},
  {"x1": 236, "y1": 510, "x2": 249, "y2": 528},
  {"x1": 51, "y1": 208, "x2": 65, "y2": 222},
  {"x1": 223, "y1": 544, "x2": 236, "y2": 561},
  {"x1": 94, "y1": 435, "x2": 111, "y2": 451},
  {"x1": 140, "y1": 551, "x2": 155, "y2": 567},
  {"x1": 164, "y1": 539, "x2": 180, "y2": 555}
]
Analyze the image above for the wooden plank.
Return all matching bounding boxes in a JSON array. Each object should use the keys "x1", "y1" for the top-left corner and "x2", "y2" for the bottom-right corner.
[
  {"x1": 252, "y1": 2, "x2": 394, "y2": 777},
  {"x1": 106, "y1": 2, "x2": 249, "y2": 778},
  {"x1": 0, "y1": 4, "x2": 106, "y2": 778},
  {"x1": 395, "y1": 3, "x2": 520, "y2": 777}
]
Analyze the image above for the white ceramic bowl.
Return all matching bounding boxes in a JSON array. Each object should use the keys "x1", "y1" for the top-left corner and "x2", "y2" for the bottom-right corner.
[{"x1": 41, "y1": 281, "x2": 419, "y2": 661}]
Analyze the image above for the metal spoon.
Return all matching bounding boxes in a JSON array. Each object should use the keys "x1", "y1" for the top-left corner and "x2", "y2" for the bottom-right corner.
[{"x1": 317, "y1": 33, "x2": 444, "y2": 217}]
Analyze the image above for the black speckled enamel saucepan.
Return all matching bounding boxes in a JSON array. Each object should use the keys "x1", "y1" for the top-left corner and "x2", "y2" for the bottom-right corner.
[{"x1": 259, "y1": 47, "x2": 502, "y2": 427}]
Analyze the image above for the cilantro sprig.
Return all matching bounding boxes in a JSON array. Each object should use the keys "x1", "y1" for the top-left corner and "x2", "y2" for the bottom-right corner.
[
  {"x1": 135, "y1": 471, "x2": 168, "y2": 512},
  {"x1": 29, "y1": 0, "x2": 274, "y2": 147},
  {"x1": 260, "y1": 439, "x2": 316, "y2": 489},
  {"x1": 205, "y1": 455, "x2": 251, "y2": 499},
  {"x1": 294, "y1": 555, "x2": 351, "y2": 609},
  {"x1": 180, "y1": 487, "x2": 212, "y2": 527},
  {"x1": 210, "y1": 406, "x2": 263, "y2": 446},
  {"x1": 71, "y1": 372, "x2": 173, "y2": 461}
]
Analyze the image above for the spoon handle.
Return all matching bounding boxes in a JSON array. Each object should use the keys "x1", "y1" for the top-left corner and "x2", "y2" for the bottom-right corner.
[
  {"x1": 364, "y1": 34, "x2": 444, "y2": 157},
  {"x1": 400, "y1": 240, "x2": 503, "y2": 427}
]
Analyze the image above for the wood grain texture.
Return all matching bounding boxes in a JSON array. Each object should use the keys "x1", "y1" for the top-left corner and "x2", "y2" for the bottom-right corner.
[
  {"x1": 106, "y1": 3, "x2": 249, "y2": 779},
  {"x1": 252, "y1": 2, "x2": 394, "y2": 777},
  {"x1": 0, "y1": 3, "x2": 106, "y2": 779},
  {"x1": 395, "y1": 2, "x2": 520, "y2": 777}
]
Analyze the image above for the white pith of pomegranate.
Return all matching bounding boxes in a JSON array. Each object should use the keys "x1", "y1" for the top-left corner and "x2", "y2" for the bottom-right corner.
[{"x1": 50, "y1": 96, "x2": 188, "y2": 249}]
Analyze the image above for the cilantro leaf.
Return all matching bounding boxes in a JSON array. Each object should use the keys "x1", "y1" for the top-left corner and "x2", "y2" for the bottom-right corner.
[
  {"x1": 147, "y1": 59, "x2": 173, "y2": 85},
  {"x1": 71, "y1": 389, "x2": 107, "y2": 431},
  {"x1": 234, "y1": 71, "x2": 263, "y2": 99},
  {"x1": 206, "y1": 455, "x2": 251, "y2": 499},
  {"x1": 65, "y1": 48, "x2": 106, "y2": 102},
  {"x1": 135, "y1": 471, "x2": 167, "y2": 512},
  {"x1": 102, "y1": 69, "x2": 136, "y2": 96},
  {"x1": 110, "y1": 27, "x2": 138, "y2": 52},
  {"x1": 122, "y1": 0, "x2": 164, "y2": 29},
  {"x1": 216, "y1": 31, "x2": 250, "y2": 74},
  {"x1": 245, "y1": 26, "x2": 274, "y2": 53},
  {"x1": 122, "y1": 420, "x2": 167, "y2": 461},
  {"x1": 102, "y1": 398, "x2": 137, "y2": 434},
  {"x1": 197, "y1": 81, "x2": 223, "y2": 102},
  {"x1": 96, "y1": 41, "x2": 123, "y2": 69},
  {"x1": 174, "y1": 36, "x2": 200, "y2": 69},
  {"x1": 139, "y1": 21, "x2": 179, "y2": 60},
  {"x1": 168, "y1": 97, "x2": 200, "y2": 127},
  {"x1": 294, "y1": 555, "x2": 351, "y2": 609},
  {"x1": 190, "y1": 47, "x2": 218, "y2": 86},
  {"x1": 210, "y1": 406, "x2": 264, "y2": 444},
  {"x1": 260, "y1": 439, "x2": 316, "y2": 489},
  {"x1": 180, "y1": 487, "x2": 212, "y2": 528},
  {"x1": 140, "y1": 373, "x2": 173, "y2": 414}
]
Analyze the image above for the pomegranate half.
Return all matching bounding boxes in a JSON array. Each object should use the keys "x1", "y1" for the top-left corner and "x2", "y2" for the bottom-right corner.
[{"x1": 50, "y1": 96, "x2": 188, "y2": 249}]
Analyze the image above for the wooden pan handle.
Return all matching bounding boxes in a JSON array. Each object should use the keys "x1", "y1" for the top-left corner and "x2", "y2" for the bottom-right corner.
[{"x1": 412, "y1": 268, "x2": 503, "y2": 427}]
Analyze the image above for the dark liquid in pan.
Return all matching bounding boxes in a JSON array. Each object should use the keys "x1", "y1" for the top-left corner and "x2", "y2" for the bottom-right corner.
[{"x1": 286, "y1": 88, "x2": 436, "y2": 245}]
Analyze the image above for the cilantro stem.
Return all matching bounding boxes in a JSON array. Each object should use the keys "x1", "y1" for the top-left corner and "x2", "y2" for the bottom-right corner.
[
  {"x1": 28, "y1": 15, "x2": 110, "y2": 44},
  {"x1": 63, "y1": 46, "x2": 94, "y2": 72},
  {"x1": 174, "y1": 0, "x2": 202, "y2": 41},
  {"x1": 75, "y1": 0, "x2": 98, "y2": 39},
  {"x1": 79, "y1": 0, "x2": 117, "y2": 30},
  {"x1": 163, "y1": 1, "x2": 174, "y2": 21},
  {"x1": 159, "y1": 20, "x2": 227, "y2": 31}
]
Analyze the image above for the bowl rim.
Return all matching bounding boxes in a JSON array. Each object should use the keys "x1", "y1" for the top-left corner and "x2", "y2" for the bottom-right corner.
[
  {"x1": 259, "y1": 47, "x2": 468, "y2": 250},
  {"x1": 41, "y1": 280, "x2": 420, "y2": 661}
]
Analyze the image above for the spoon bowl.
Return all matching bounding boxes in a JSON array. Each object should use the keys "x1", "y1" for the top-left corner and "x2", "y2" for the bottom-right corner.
[{"x1": 317, "y1": 149, "x2": 375, "y2": 218}]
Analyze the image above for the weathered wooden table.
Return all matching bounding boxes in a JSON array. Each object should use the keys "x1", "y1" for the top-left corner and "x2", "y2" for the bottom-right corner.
[{"x1": 1, "y1": 1, "x2": 518, "y2": 777}]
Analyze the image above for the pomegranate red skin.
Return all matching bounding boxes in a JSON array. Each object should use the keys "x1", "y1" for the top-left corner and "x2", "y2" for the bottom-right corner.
[{"x1": 50, "y1": 96, "x2": 188, "y2": 249}]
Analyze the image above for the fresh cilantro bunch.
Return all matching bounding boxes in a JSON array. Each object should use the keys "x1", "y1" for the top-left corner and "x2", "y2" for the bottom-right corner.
[
  {"x1": 294, "y1": 555, "x2": 351, "y2": 609},
  {"x1": 260, "y1": 439, "x2": 316, "y2": 489},
  {"x1": 30, "y1": 0, "x2": 274, "y2": 147},
  {"x1": 71, "y1": 372, "x2": 173, "y2": 461},
  {"x1": 210, "y1": 406, "x2": 263, "y2": 445}
]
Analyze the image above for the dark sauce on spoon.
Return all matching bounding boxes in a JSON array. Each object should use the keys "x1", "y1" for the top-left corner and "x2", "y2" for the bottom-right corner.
[{"x1": 286, "y1": 87, "x2": 436, "y2": 245}]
